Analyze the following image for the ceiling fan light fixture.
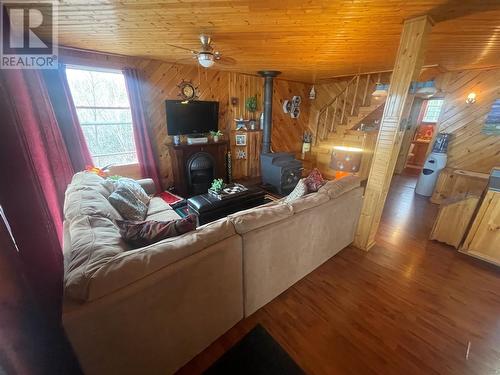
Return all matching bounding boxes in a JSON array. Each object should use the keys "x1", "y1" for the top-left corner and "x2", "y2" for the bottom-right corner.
[{"x1": 198, "y1": 52, "x2": 214, "y2": 68}]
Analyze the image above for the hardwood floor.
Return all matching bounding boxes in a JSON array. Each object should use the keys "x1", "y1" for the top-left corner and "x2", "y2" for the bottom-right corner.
[{"x1": 178, "y1": 174, "x2": 500, "y2": 375}]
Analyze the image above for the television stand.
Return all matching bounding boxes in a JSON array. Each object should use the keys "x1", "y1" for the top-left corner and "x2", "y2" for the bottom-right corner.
[{"x1": 187, "y1": 134, "x2": 208, "y2": 145}]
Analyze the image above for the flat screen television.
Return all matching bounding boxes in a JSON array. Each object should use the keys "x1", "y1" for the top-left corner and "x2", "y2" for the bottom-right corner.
[{"x1": 166, "y1": 100, "x2": 219, "y2": 135}]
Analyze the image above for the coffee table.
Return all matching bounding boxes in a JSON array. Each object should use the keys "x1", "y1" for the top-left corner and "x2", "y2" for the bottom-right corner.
[{"x1": 187, "y1": 186, "x2": 267, "y2": 225}]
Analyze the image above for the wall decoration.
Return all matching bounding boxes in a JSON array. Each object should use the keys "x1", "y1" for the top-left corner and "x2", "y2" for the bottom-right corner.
[
  {"x1": 226, "y1": 150, "x2": 233, "y2": 183},
  {"x1": 282, "y1": 95, "x2": 302, "y2": 118},
  {"x1": 483, "y1": 99, "x2": 500, "y2": 135},
  {"x1": 282, "y1": 100, "x2": 292, "y2": 113},
  {"x1": 245, "y1": 95, "x2": 258, "y2": 116},
  {"x1": 177, "y1": 80, "x2": 199, "y2": 100},
  {"x1": 236, "y1": 149, "x2": 247, "y2": 159},
  {"x1": 235, "y1": 133, "x2": 247, "y2": 146},
  {"x1": 235, "y1": 118, "x2": 248, "y2": 131}
]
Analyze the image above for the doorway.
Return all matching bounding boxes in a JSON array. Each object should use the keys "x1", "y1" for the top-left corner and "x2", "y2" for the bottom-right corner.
[{"x1": 403, "y1": 98, "x2": 444, "y2": 175}]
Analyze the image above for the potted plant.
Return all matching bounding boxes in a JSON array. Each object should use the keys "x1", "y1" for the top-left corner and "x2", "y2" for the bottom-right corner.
[
  {"x1": 209, "y1": 178, "x2": 225, "y2": 195},
  {"x1": 245, "y1": 95, "x2": 258, "y2": 129},
  {"x1": 210, "y1": 130, "x2": 223, "y2": 142}
]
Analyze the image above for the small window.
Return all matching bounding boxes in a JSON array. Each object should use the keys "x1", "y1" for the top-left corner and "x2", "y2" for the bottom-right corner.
[
  {"x1": 66, "y1": 67, "x2": 138, "y2": 168},
  {"x1": 422, "y1": 99, "x2": 444, "y2": 123}
]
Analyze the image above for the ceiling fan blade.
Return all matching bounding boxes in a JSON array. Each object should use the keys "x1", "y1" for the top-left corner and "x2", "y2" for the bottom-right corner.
[
  {"x1": 175, "y1": 57, "x2": 198, "y2": 65},
  {"x1": 216, "y1": 56, "x2": 237, "y2": 66},
  {"x1": 164, "y1": 42, "x2": 198, "y2": 54}
]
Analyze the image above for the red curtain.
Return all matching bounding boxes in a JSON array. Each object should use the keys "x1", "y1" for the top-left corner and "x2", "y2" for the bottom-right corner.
[
  {"x1": 123, "y1": 68, "x2": 162, "y2": 191},
  {"x1": 42, "y1": 65, "x2": 93, "y2": 171},
  {"x1": 0, "y1": 209, "x2": 82, "y2": 373},
  {"x1": 0, "y1": 69, "x2": 74, "y2": 320}
]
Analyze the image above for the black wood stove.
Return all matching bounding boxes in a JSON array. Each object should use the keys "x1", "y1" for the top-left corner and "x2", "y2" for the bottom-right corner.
[{"x1": 258, "y1": 71, "x2": 302, "y2": 195}]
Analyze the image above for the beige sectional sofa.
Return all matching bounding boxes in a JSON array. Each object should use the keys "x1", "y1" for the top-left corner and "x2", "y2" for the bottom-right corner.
[{"x1": 62, "y1": 172, "x2": 363, "y2": 375}]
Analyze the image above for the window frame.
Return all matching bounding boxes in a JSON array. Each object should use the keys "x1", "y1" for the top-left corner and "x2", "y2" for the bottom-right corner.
[
  {"x1": 421, "y1": 98, "x2": 444, "y2": 124},
  {"x1": 65, "y1": 64, "x2": 139, "y2": 169}
]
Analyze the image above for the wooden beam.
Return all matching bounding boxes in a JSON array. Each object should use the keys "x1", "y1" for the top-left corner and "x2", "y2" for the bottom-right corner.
[{"x1": 354, "y1": 15, "x2": 433, "y2": 251}]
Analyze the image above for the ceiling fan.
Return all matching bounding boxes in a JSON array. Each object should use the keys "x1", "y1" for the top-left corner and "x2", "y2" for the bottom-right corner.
[{"x1": 167, "y1": 35, "x2": 236, "y2": 68}]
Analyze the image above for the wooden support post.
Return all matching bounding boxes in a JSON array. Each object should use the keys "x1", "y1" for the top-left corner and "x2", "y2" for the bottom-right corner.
[{"x1": 354, "y1": 15, "x2": 433, "y2": 251}]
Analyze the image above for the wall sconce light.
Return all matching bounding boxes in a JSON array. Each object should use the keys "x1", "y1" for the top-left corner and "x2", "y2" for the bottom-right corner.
[
  {"x1": 466, "y1": 92, "x2": 477, "y2": 104},
  {"x1": 309, "y1": 85, "x2": 316, "y2": 100}
]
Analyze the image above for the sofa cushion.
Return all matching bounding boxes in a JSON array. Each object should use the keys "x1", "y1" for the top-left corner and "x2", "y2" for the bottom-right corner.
[
  {"x1": 65, "y1": 189, "x2": 122, "y2": 222},
  {"x1": 116, "y1": 215, "x2": 197, "y2": 248},
  {"x1": 228, "y1": 203, "x2": 293, "y2": 234},
  {"x1": 147, "y1": 197, "x2": 173, "y2": 216},
  {"x1": 318, "y1": 175, "x2": 362, "y2": 199},
  {"x1": 84, "y1": 218, "x2": 237, "y2": 301},
  {"x1": 288, "y1": 191, "x2": 330, "y2": 213},
  {"x1": 67, "y1": 171, "x2": 115, "y2": 198},
  {"x1": 65, "y1": 215, "x2": 127, "y2": 301}
]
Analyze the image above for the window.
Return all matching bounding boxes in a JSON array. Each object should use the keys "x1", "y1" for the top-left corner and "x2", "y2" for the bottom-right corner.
[
  {"x1": 66, "y1": 67, "x2": 137, "y2": 168},
  {"x1": 422, "y1": 99, "x2": 444, "y2": 123}
]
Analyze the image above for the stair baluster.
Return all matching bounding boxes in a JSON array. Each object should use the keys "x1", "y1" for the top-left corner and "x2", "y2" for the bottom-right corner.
[
  {"x1": 362, "y1": 73, "x2": 371, "y2": 106},
  {"x1": 351, "y1": 75, "x2": 360, "y2": 116}
]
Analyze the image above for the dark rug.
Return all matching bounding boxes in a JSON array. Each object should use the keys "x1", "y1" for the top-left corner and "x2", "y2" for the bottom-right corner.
[{"x1": 203, "y1": 325, "x2": 304, "y2": 375}]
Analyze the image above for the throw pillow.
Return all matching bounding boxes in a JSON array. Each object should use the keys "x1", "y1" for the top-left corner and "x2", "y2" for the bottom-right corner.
[
  {"x1": 114, "y1": 178, "x2": 151, "y2": 204},
  {"x1": 109, "y1": 185, "x2": 148, "y2": 221},
  {"x1": 304, "y1": 168, "x2": 326, "y2": 192},
  {"x1": 284, "y1": 178, "x2": 308, "y2": 204},
  {"x1": 116, "y1": 214, "x2": 197, "y2": 247}
]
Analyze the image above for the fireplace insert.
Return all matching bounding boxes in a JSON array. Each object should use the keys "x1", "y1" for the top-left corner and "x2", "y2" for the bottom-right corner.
[{"x1": 186, "y1": 152, "x2": 215, "y2": 195}]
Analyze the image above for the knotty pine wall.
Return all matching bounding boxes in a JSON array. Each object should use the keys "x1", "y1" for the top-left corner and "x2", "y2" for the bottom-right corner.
[
  {"x1": 434, "y1": 68, "x2": 500, "y2": 174},
  {"x1": 60, "y1": 48, "x2": 313, "y2": 187}
]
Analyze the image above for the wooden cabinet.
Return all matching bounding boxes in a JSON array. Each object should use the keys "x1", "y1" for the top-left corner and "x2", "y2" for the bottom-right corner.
[
  {"x1": 430, "y1": 194, "x2": 480, "y2": 248},
  {"x1": 431, "y1": 168, "x2": 489, "y2": 204},
  {"x1": 230, "y1": 130, "x2": 262, "y2": 180},
  {"x1": 460, "y1": 190, "x2": 500, "y2": 266},
  {"x1": 168, "y1": 141, "x2": 228, "y2": 197}
]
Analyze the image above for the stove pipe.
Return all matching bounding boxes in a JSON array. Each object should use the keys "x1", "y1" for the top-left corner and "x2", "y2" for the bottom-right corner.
[{"x1": 258, "y1": 70, "x2": 281, "y2": 153}]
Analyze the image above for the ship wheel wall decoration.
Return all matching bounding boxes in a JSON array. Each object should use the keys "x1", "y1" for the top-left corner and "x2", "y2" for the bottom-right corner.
[{"x1": 177, "y1": 80, "x2": 199, "y2": 101}]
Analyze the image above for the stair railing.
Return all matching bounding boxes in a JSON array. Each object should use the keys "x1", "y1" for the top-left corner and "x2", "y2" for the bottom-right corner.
[{"x1": 315, "y1": 73, "x2": 373, "y2": 144}]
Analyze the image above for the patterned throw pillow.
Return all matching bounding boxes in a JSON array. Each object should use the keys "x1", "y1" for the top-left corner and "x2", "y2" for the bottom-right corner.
[
  {"x1": 116, "y1": 215, "x2": 197, "y2": 248},
  {"x1": 304, "y1": 168, "x2": 326, "y2": 192},
  {"x1": 109, "y1": 184, "x2": 148, "y2": 221},
  {"x1": 284, "y1": 178, "x2": 308, "y2": 204},
  {"x1": 114, "y1": 178, "x2": 150, "y2": 204}
]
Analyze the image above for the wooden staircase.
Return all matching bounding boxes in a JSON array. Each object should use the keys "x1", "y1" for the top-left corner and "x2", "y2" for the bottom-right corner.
[{"x1": 311, "y1": 73, "x2": 386, "y2": 180}]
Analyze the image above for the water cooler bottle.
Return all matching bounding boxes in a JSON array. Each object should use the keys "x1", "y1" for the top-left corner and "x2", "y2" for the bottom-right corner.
[{"x1": 415, "y1": 133, "x2": 450, "y2": 196}]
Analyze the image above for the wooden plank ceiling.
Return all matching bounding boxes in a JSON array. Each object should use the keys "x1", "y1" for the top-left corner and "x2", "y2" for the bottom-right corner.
[{"x1": 40, "y1": 1, "x2": 500, "y2": 82}]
